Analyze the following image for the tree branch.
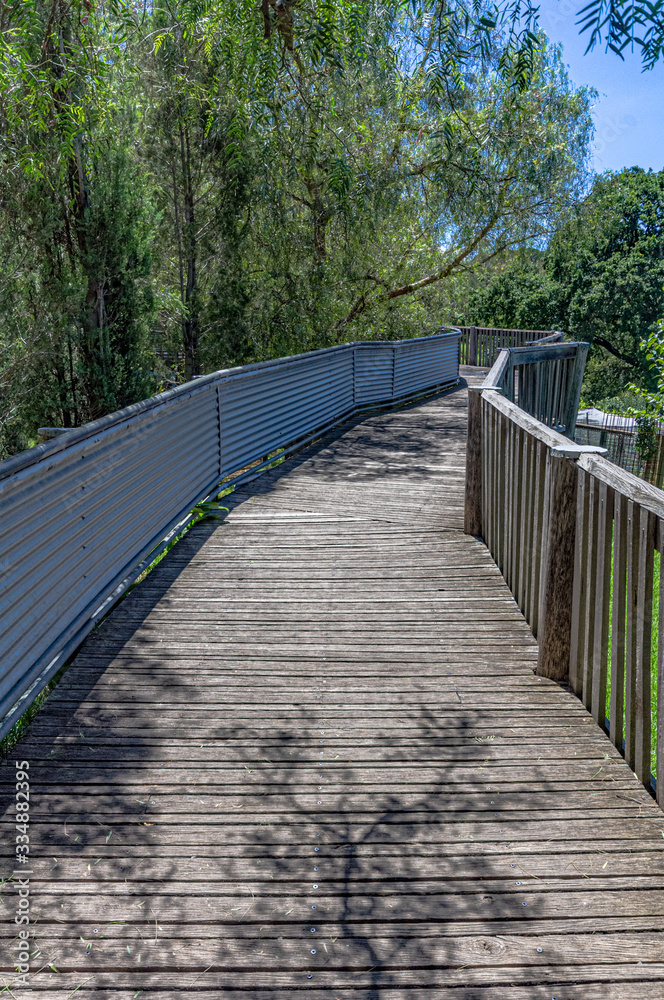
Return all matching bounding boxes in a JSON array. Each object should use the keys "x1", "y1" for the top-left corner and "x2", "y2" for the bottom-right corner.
[
  {"x1": 386, "y1": 213, "x2": 501, "y2": 299},
  {"x1": 585, "y1": 334, "x2": 638, "y2": 365}
]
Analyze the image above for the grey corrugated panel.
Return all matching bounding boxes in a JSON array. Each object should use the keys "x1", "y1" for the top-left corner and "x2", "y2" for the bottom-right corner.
[
  {"x1": 1, "y1": 394, "x2": 219, "y2": 602},
  {"x1": 221, "y1": 390, "x2": 357, "y2": 475},
  {"x1": 0, "y1": 331, "x2": 460, "y2": 736},
  {"x1": 0, "y1": 379, "x2": 223, "y2": 484},
  {"x1": 354, "y1": 346, "x2": 394, "y2": 403},
  {"x1": 0, "y1": 472, "x2": 222, "y2": 735},
  {"x1": 1, "y1": 459, "x2": 219, "y2": 707},
  {"x1": 2, "y1": 395, "x2": 217, "y2": 562},
  {"x1": 219, "y1": 351, "x2": 352, "y2": 410},
  {"x1": 0, "y1": 458, "x2": 223, "y2": 718},
  {"x1": 221, "y1": 372, "x2": 355, "y2": 440},
  {"x1": 393, "y1": 337, "x2": 459, "y2": 396},
  {"x1": 0, "y1": 396, "x2": 220, "y2": 705},
  {"x1": 2, "y1": 428, "x2": 218, "y2": 654},
  {"x1": 220, "y1": 355, "x2": 354, "y2": 471}
]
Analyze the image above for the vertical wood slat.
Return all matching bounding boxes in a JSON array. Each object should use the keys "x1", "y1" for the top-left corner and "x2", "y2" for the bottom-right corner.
[
  {"x1": 486, "y1": 400, "x2": 496, "y2": 558},
  {"x1": 492, "y1": 403, "x2": 500, "y2": 559},
  {"x1": 497, "y1": 410, "x2": 507, "y2": 573},
  {"x1": 582, "y1": 477, "x2": 599, "y2": 712},
  {"x1": 529, "y1": 439, "x2": 546, "y2": 638},
  {"x1": 632, "y1": 505, "x2": 655, "y2": 784},
  {"x1": 657, "y1": 518, "x2": 664, "y2": 806},
  {"x1": 468, "y1": 326, "x2": 478, "y2": 367},
  {"x1": 507, "y1": 422, "x2": 519, "y2": 591},
  {"x1": 569, "y1": 468, "x2": 589, "y2": 697},
  {"x1": 610, "y1": 492, "x2": 628, "y2": 754},
  {"x1": 504, "y1": 419, "x2": 513, "y2": 588},
  {"x1": 485, "y1": 398, "x2": 492, "y2": 551},
  {"x1": 591, "y1": 482, "x2": 614, "y2": 728},
  {"x1": 625, "y1": 501, "x2": 637, "y2": 771},
  {"x1": 514, "y1": 427, "x2": 527, "y2": 612},
  {"x1": 510, "y1": 420, "x2": 518, "y2": 590},
  {"x1": 481, "y1": 398, "x2": 489, "y2": 550},
  {"x1": 521, "y1": 433, "x2": 534, "y2": 624},
  {"x1": 487, "y1": 402, "x2": 496, "y2": 558}
]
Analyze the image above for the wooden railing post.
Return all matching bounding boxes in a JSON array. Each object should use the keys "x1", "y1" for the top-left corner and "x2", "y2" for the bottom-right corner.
[
  {"x1": 464, "y1": 387, "x2": 482, "y2": 536},
  {"x1": 469, "y1": 326, "x2": 478, "y2": 367},
  {"x1": 536, "y1": 443, "x2": 606, "y2": 680},
  {"x1": 536, "y1": 452, "x2": 578, "y2": 680}
]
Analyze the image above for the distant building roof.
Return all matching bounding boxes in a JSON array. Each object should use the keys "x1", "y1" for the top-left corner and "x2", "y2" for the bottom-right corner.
[{"x1": 576, "y1": 407, "x2": 637, "y2": 430}]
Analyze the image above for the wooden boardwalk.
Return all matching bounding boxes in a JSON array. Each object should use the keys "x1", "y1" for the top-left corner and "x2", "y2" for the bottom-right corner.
[{"x1": 3, "y1": 372, "x2": 664, "y2": 998}]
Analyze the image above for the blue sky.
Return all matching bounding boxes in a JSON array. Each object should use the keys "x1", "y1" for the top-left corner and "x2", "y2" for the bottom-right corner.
[{"x1": 536, "y1": 0, "x2": 664, "y2": 173}]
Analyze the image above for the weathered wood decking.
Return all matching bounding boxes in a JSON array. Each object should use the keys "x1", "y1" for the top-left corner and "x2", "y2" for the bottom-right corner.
[{"x1": 3, "y1": 372, "x2": 664, "y2": 998}]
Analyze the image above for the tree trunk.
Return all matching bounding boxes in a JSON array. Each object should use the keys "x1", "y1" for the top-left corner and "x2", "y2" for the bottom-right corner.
[{"x1": 180, "y1": 123, "x2": 200, "y2": 381}]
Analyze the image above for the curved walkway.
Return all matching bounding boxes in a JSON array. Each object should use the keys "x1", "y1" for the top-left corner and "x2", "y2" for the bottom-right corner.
[{"x1": 2, "y1": 373, "x2": 664, "y2": 998}]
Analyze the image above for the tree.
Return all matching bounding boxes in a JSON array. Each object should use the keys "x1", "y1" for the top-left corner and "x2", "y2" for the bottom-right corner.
[
  {"x1": 212, "y1": 26, "x2": 593, "y2": 350},
  {"x1": 492, "y1": 0, "x2": 664, "y2": 71},
  {"x1": 467, "y1": 168, "x2": 664, "y2": 402},
  {"x1": 549, "y1": 168, "x2": 664, "y2": 398},
  {"x1": 0, "y1": 0, "x2": 595, "y2": 455},
  {"x1": 0, "y1": 0, "x2": 159, "y2": 452}
]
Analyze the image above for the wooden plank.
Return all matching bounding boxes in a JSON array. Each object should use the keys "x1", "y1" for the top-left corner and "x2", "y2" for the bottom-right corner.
[
  {"x1": 497, "y1": 408, "x2": 507, "y2": 573},
  {"x1": 526, "y1": 437, "x2": 545, "y2": 634},
  {"x1": 591, "y1": 481, "x2": 613, "y2": 726},
  {"x1": 504, "y1": 415, "x2": 514, "y2": 586},
  {"x1": 511, "y1": 424, "x2": 524, "y2": 602},
  {"x1": 610, "y1": 491, "x2": 628, "y2": 752},
  {"x1": 659, "y1": 518, "x2": 664, "y2": 807},
  {"x1": 578, "y1": 449, "x2": 664, "y2": 520},
  {"x1": 620, "y1": 501, "x2": 656, "y2": 788},
  {"x1": 516, "y1": 428, "x2": 531, "y2": 615},
  {"x1": 468, "y1": 324, "x2": 478, "y2": 365},
  {"x1": 569, "y1": 466, "x2": 589, "y2": 696},
  {"x1": 6, "y1": 982, "x2": 664, "y2": 1000}
]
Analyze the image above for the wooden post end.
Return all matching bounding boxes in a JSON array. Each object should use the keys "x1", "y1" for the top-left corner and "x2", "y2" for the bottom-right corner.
[{"x1": 536, "y1": 452, "x2": 578, "y2": 681}]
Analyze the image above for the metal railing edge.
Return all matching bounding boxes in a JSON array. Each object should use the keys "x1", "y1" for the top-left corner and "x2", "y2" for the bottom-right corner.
[{"x1": 0, "y1": 329, "x2": 462, "y2": 483}]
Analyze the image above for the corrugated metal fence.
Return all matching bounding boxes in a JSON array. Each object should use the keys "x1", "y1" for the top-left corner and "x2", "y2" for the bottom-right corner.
[{"x1": 0, "y1": 330, "x2": 461, "y2": 737}]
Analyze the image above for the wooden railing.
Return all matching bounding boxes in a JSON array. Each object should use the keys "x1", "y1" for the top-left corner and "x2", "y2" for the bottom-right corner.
[
  {"x1": 484, "y1": 342, "x2": 588, "y2": 436},
  {"x1": 458, "y1": 325, "x2": 563, "y2": 367},
  {"x1": 465, "y1": 341, "x2": 664, "y2": 802}
]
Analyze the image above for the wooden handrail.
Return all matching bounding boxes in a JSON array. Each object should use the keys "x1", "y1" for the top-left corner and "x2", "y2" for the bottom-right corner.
[{"x1": 483, "y1": 348, "x2": 510, "y2": 389}]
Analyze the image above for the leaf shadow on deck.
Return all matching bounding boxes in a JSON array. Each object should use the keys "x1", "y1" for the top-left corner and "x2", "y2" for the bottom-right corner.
[{"x1": 221, "y1": 378, "x2": 471, "y2": 514}]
